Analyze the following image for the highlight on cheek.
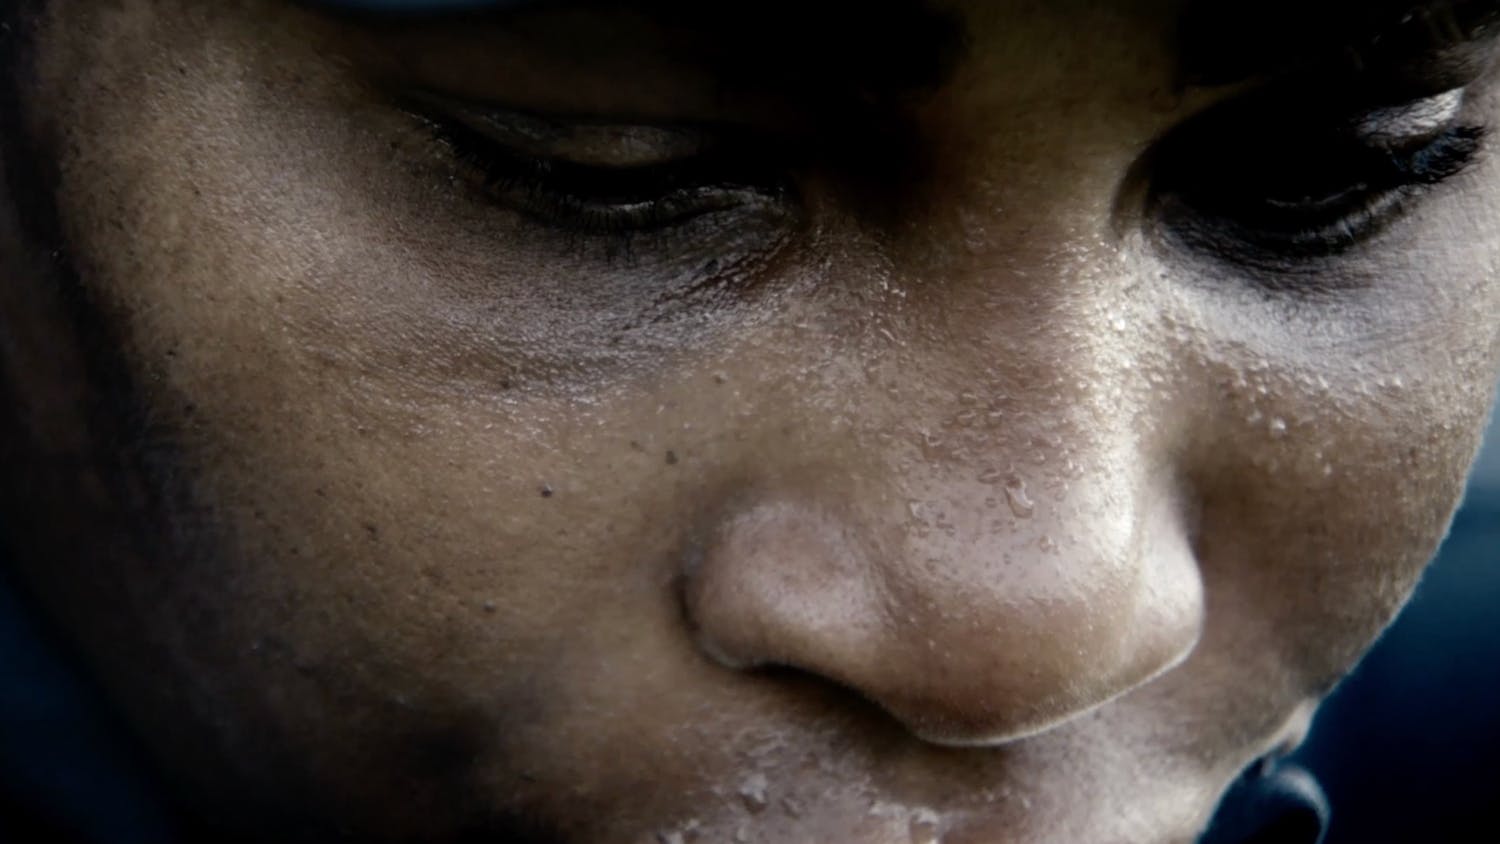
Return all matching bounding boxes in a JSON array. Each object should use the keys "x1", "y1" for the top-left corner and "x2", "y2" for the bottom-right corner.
[{"x1": 1, "y1": 2, "x2": 1498, "y2": 844}]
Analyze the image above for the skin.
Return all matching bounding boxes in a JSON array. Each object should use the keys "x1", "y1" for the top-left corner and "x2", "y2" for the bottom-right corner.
[{"x1": 1, "y1": 0, "x2": 1498, "y2": 841}]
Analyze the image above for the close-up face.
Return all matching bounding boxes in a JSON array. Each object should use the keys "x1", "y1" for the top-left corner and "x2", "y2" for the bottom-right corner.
[{"x1": 2, "y1": 0, "x2": 1498, "y2": 841}]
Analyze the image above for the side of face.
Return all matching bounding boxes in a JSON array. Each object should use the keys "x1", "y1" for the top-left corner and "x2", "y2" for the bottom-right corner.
[{"x1": 2, "y1": 0, "x2": 1498, "y2": 841}]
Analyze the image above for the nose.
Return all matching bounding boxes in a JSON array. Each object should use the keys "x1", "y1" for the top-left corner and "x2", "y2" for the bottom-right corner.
[{"x1": 682, "y1": 461, "x2": 1203, "y2": 746}]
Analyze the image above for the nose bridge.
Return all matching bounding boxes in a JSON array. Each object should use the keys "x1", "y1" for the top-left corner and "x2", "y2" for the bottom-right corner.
[
  {"x1": 687, "y1": 229, "x2": 1212, "y2": 740},
  {"x1": 680, "y1": 218, "x2": 1204, "y2": 744}
]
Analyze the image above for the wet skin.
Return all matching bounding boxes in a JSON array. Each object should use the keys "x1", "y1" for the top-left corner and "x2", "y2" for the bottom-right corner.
[{"x1": 1, "y1": 0, "x2": 1499, "y2": 841}]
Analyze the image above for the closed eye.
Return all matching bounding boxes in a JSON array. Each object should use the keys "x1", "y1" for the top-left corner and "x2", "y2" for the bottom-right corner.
[
  {"x1": 407, "y1": 98, "x2": 795, "y2": 235},
  {"x1": 1149, "y1": 86, "x2": 1487, "y2": 263}
]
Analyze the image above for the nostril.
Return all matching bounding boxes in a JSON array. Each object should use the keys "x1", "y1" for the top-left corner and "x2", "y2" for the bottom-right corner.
[{"x1": 1198, "y1": 761, "x2": 1330, "y2": 844}]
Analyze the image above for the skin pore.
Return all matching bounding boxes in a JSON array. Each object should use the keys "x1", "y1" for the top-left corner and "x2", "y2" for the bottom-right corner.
[{"x1": 1, "y1": 0, "x2": 1499, "y2": 841}]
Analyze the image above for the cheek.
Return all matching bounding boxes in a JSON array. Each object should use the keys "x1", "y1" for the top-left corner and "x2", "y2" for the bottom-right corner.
[{"x1": 1174, "y1": 261, "x2": 1500, "y2": 688}]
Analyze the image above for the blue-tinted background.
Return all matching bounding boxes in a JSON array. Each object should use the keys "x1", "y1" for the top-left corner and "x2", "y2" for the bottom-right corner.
[{"x1": 1295, "y1": 405, "x2": 1500, "y2": 844}]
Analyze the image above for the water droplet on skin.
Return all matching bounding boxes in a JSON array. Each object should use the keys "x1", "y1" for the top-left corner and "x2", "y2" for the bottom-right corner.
[
  {"x1": 909, "y1": 809, "x2": 942, "y2": 844},
  {"x1": 1005, "y1": 478, "x2": 1035, "y2": 519},
  {"x1": 738, "y1": 774, "x2": 769, "y2": 814},
  {"x1": 658, "y1": 820, "x2": 701, "y2": 844},
  {"x1": 1269, "y1": 418, "x2": 1288, "y2": 438}
]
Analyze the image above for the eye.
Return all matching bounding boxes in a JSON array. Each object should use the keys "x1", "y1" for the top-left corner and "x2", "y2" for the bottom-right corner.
[
  {"x1": 1149, "y1": 87, "x2": 1487, "y2": 261},
  {"x1": 406, "y1": 96, "x2": 796, "y2": 236}
]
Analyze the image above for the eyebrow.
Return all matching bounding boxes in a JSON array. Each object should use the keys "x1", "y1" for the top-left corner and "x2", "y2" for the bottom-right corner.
[
  {"x1": 660, "y1": 0, "x2": 967, "y2": 102},
  {"x1": 1178, "y1": 0, "x2": 1500, "y2": 90},
  {"x1": 309, "y1": 0, "x2": 966, "y2": 103}
]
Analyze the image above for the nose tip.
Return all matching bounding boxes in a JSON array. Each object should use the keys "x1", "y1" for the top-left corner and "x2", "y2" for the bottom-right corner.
[{"x1": 683, "y1": 494, "x2": 1202, "y2": 745}]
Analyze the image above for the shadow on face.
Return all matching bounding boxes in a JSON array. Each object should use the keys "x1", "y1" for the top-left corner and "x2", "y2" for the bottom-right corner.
[{"x1": 1, "y1": 0, "x2": 1498, "y2": 841}]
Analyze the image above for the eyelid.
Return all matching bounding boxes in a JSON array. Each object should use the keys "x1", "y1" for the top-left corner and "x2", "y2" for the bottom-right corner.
[
  {"x1": 1356, "y1": 88, "x2": 1466, "y2": 147},
  {"x1": 407, "y1": 92, "x2": 711, "y2": 167}
]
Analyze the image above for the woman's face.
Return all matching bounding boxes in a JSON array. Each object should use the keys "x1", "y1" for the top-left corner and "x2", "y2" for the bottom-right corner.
[{"x1": 5, "y1": 0, "x2": 1500, "y2": 841}]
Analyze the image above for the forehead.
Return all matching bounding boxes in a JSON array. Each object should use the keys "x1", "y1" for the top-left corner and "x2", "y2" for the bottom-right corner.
[{"x1": 302, "y1": 0, "x2": 1500, "y2": 76}]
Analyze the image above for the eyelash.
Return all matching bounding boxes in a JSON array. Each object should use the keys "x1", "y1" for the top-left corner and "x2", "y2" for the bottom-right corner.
[
  {"x1": 418, "y1": 110, "x2": 790, "y2": 236},
  {"x1": 1149, "y1": 96, "x2": 1487, "y2": 260},
  {"x1": 413, "y1": 87, "x2": 1486, "y2": 266}
]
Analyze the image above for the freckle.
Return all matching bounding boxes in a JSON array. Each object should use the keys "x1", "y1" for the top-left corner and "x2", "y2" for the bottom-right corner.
[
  {"x1": 540, "y1": 484, "x2": 554, "y2": 498},
  {"x1": 363, "y1": 522, "x2": 379, "y2": 539},
  {"x1": 665, "y1": 450, "x2": 679, "y2": 466}
]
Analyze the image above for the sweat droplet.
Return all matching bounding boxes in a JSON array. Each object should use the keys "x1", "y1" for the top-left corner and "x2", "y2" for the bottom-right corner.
[
  {"x1": 738, "y1": 773, "x2": 769, "y2": 814},
  {"x1": 1005, "y1": 478, "x2": 1034, "y2": 519},
  {"x1": 1269, "y1": 418, "x2": 1288, "y2": 438},
  {"x1": 909, "y1": 809, "x2": 941, "y2": 844},
  {"x1": 977, "y1": 466, "x2": 1006, "y2": 485}
]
